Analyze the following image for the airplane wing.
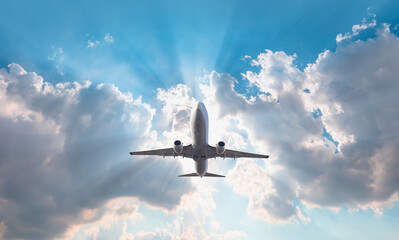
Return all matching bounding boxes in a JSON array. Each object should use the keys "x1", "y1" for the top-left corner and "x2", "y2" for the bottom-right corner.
[
  {"x1": 206, "y1": 145, "x2": 269, "y2": 159},
  {"x1": 130, "y1": 145, "x2": 194, "y2": 158}
]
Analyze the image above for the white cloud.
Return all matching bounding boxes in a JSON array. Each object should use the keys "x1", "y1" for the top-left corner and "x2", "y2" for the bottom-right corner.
[
  {"x1": 48, "y1": 47, "x2": 63, "y2": 61},
  {"x1": 300, "y1": 28, "x2": 399, "y2": 208},
  {"x1": 134, "y1": 229, "x2": 176, "y2": 240},
  {"x1": 101, "y1": 181, "x2": 248, "y2": 240},
  {"x1": 129, "y1": 217, "x2": 248, "y2": 240},
  {"x1": 2, "y1": 15, "x2": 399, "y2": 240},
  {"x1": 0, "y1": 68, "x2": 244, "y2": 239},
  {"x1": 156, "y1": 84, "x2": 197, "y2": 154},
  {"x1": 104, "y1": 33, "x2": 115, "y2": 43},
  {"x1": 48, "y1": 46, "x2": 65, "y2": 75},
  {"x1": 208, "y1": 230, "x2": 248, "y2": 240},
  {"x1": 63, "y1": 197, "x2": 143, "y2": 239},
  {"x1": 87, "y1": 39, "x2": 100, "y2": 48},
  {"x1": 87, "y1": 34, "x2": 115, "y2": 48},
  {"x1": 242, "y1": 50, "x2": 303, "y2": 99},
  {"x1": 226, "y1": 159, "x2": 298, "y2": 223},
  {"x1": 0, "y1": 64, "x2": 192, "y2": 239},
  {"x1": 296, "y1": 206, "x2": 311, "y2": 224},
  {"x1": 201, "y1": 24, "x2": 399, "y2": 224},
  {"x1": 336, "y1": 14, "x2": 377, "y2": 43}
]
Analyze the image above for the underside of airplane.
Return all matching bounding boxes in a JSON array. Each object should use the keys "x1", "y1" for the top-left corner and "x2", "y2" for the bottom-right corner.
[{"x1": 130, "y1": 102, "x2": 269, "y2": 177}]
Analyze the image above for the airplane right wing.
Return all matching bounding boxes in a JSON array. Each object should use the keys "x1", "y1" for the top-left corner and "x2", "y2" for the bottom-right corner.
[
  {"x1": 223, "y1": 149, "x2": 269, "y2": 159},
  {"x1": 206, "y1": 145, "x2": 269, "y2": 159}
]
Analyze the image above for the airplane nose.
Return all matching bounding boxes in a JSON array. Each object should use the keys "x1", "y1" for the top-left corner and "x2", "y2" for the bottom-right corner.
[{"x1": 196, "y1": 102, "x2": 205, "y2": 111}]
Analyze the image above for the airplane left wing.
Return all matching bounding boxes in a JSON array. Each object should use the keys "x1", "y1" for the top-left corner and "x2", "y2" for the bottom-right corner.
[
  {"x1": 206, "y1": 145, "x2": 269, "y2": 159},
  {"x1": 130, "y1": 145, "x2": 194, "y2": 158}
]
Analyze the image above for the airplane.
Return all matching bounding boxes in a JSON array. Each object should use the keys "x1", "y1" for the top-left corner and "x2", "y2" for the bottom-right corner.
[{"x1": 130, "y1": 102, "x2": 269, "y2": 177}]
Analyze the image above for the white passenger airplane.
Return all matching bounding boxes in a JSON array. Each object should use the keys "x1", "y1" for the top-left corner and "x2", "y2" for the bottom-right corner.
[{"x1": 130, "y1": 102, "x2": 269, "y2": 177}]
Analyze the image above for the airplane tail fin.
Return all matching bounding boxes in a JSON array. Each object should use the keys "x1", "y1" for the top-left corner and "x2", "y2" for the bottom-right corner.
[{"x1": 178, "y1": 172, "x2": 225, "y2": 177}]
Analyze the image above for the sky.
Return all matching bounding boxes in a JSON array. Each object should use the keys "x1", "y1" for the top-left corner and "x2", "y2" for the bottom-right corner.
[{"x1": 1, "y1": 0, "x2": 399, "y2": 239}]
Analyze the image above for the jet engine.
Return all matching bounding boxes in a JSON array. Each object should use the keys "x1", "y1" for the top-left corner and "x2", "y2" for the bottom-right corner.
[
  {"x1": 174, "y1": 140, "x2": 183, "y2": 154},
  {"x1": 216, "y1": 141, "x2": 225, "y2": 155}
]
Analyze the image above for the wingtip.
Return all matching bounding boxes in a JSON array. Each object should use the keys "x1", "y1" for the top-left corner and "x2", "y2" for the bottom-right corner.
[{"x1": 129, "y1": 152, "x2": 133, "y2": 155}]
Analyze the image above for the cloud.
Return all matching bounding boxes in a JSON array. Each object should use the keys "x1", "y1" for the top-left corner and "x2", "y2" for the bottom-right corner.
[
  {"x1": 300, "y1": 26, "x2": 399, "y2": 208},
  {"x1": 227, "y1": 159, "x2": 297, "y2": 223},
  {"x1": 48, "y1": 47, "x2": 63, "y2": 61},
  {"x1": 134, "y1": 228, "x2": 176, "y2": 240},
  {"x1": 87, "y1": 39, "x2": 100, "y2": 48},
  {"x1": 48, "y1": 46, "x2": 65, "y2": 75},
  {"x1": 208, "y1": 231, "x2": 248, "y2": 240},
  {"x1": 131, "y1": 228, "x2": 248, "y2": 240},
  {"x1": 242, "y1": 50, "x2": 303, "y2": 99},
  {"x1": 336, "y1": 11, "x2": 377, "y2": 43},
  {"x1": 156, "y1": 84, "x2": 197, "y2": 147},
  {"x1": 0, "y1": 64, "x2": 192, "y2": 239},
  {"x1": 87, "y1": 34, "x2": 115, "y2": 48},
  {"x1": 67, "y1": 178, "x2": 247, "y2": 240},
  {"x1": 104, "y1": 33, "x2": 115, "y2": 43},
  {"x1": 199, "y1": 24, "x2": 399, "y2": 223},
  {"x1": 0, "y1": 222, "x2": 6, "y2": 240},
  {"x1": 63, "y1": 197, "x2": 143, "y2": 240},
  {"x1": 2, "y1": 16, "x2": 399, "y2": 239}
]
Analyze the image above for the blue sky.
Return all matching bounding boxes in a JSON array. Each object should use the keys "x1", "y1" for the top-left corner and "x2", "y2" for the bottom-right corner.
[
  {"x1": 2, "y1": 0, "x2": 399, "y2": 100},
  {"x1": 1, "y1": 0, "x2": 399, "y2": 239}
]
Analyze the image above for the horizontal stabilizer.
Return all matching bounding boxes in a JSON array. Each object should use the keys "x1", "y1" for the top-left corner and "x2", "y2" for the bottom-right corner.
[
  {"x1": 204, "y1": 172, "x2": 225, "y2": 177},
  {"x1": 178, "y1": 173, "x2": 199, "y2": 177},
  {"x1": 178, "y1": 172, "x2": 225, "y2": 177}
]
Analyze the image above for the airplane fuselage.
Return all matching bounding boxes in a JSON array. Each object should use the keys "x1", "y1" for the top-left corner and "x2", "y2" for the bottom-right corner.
[{"x1": 190, "y1": 102, "x2": 209, "y2": 177}]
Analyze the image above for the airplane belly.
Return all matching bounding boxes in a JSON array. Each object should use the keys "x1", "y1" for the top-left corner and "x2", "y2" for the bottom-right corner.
[
  {"x1": 195, "y1": 159, "x2": 208, "y2": 177},
  {"x1": 192, "y1": 109, "x2": 208, "y2": 147}
]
